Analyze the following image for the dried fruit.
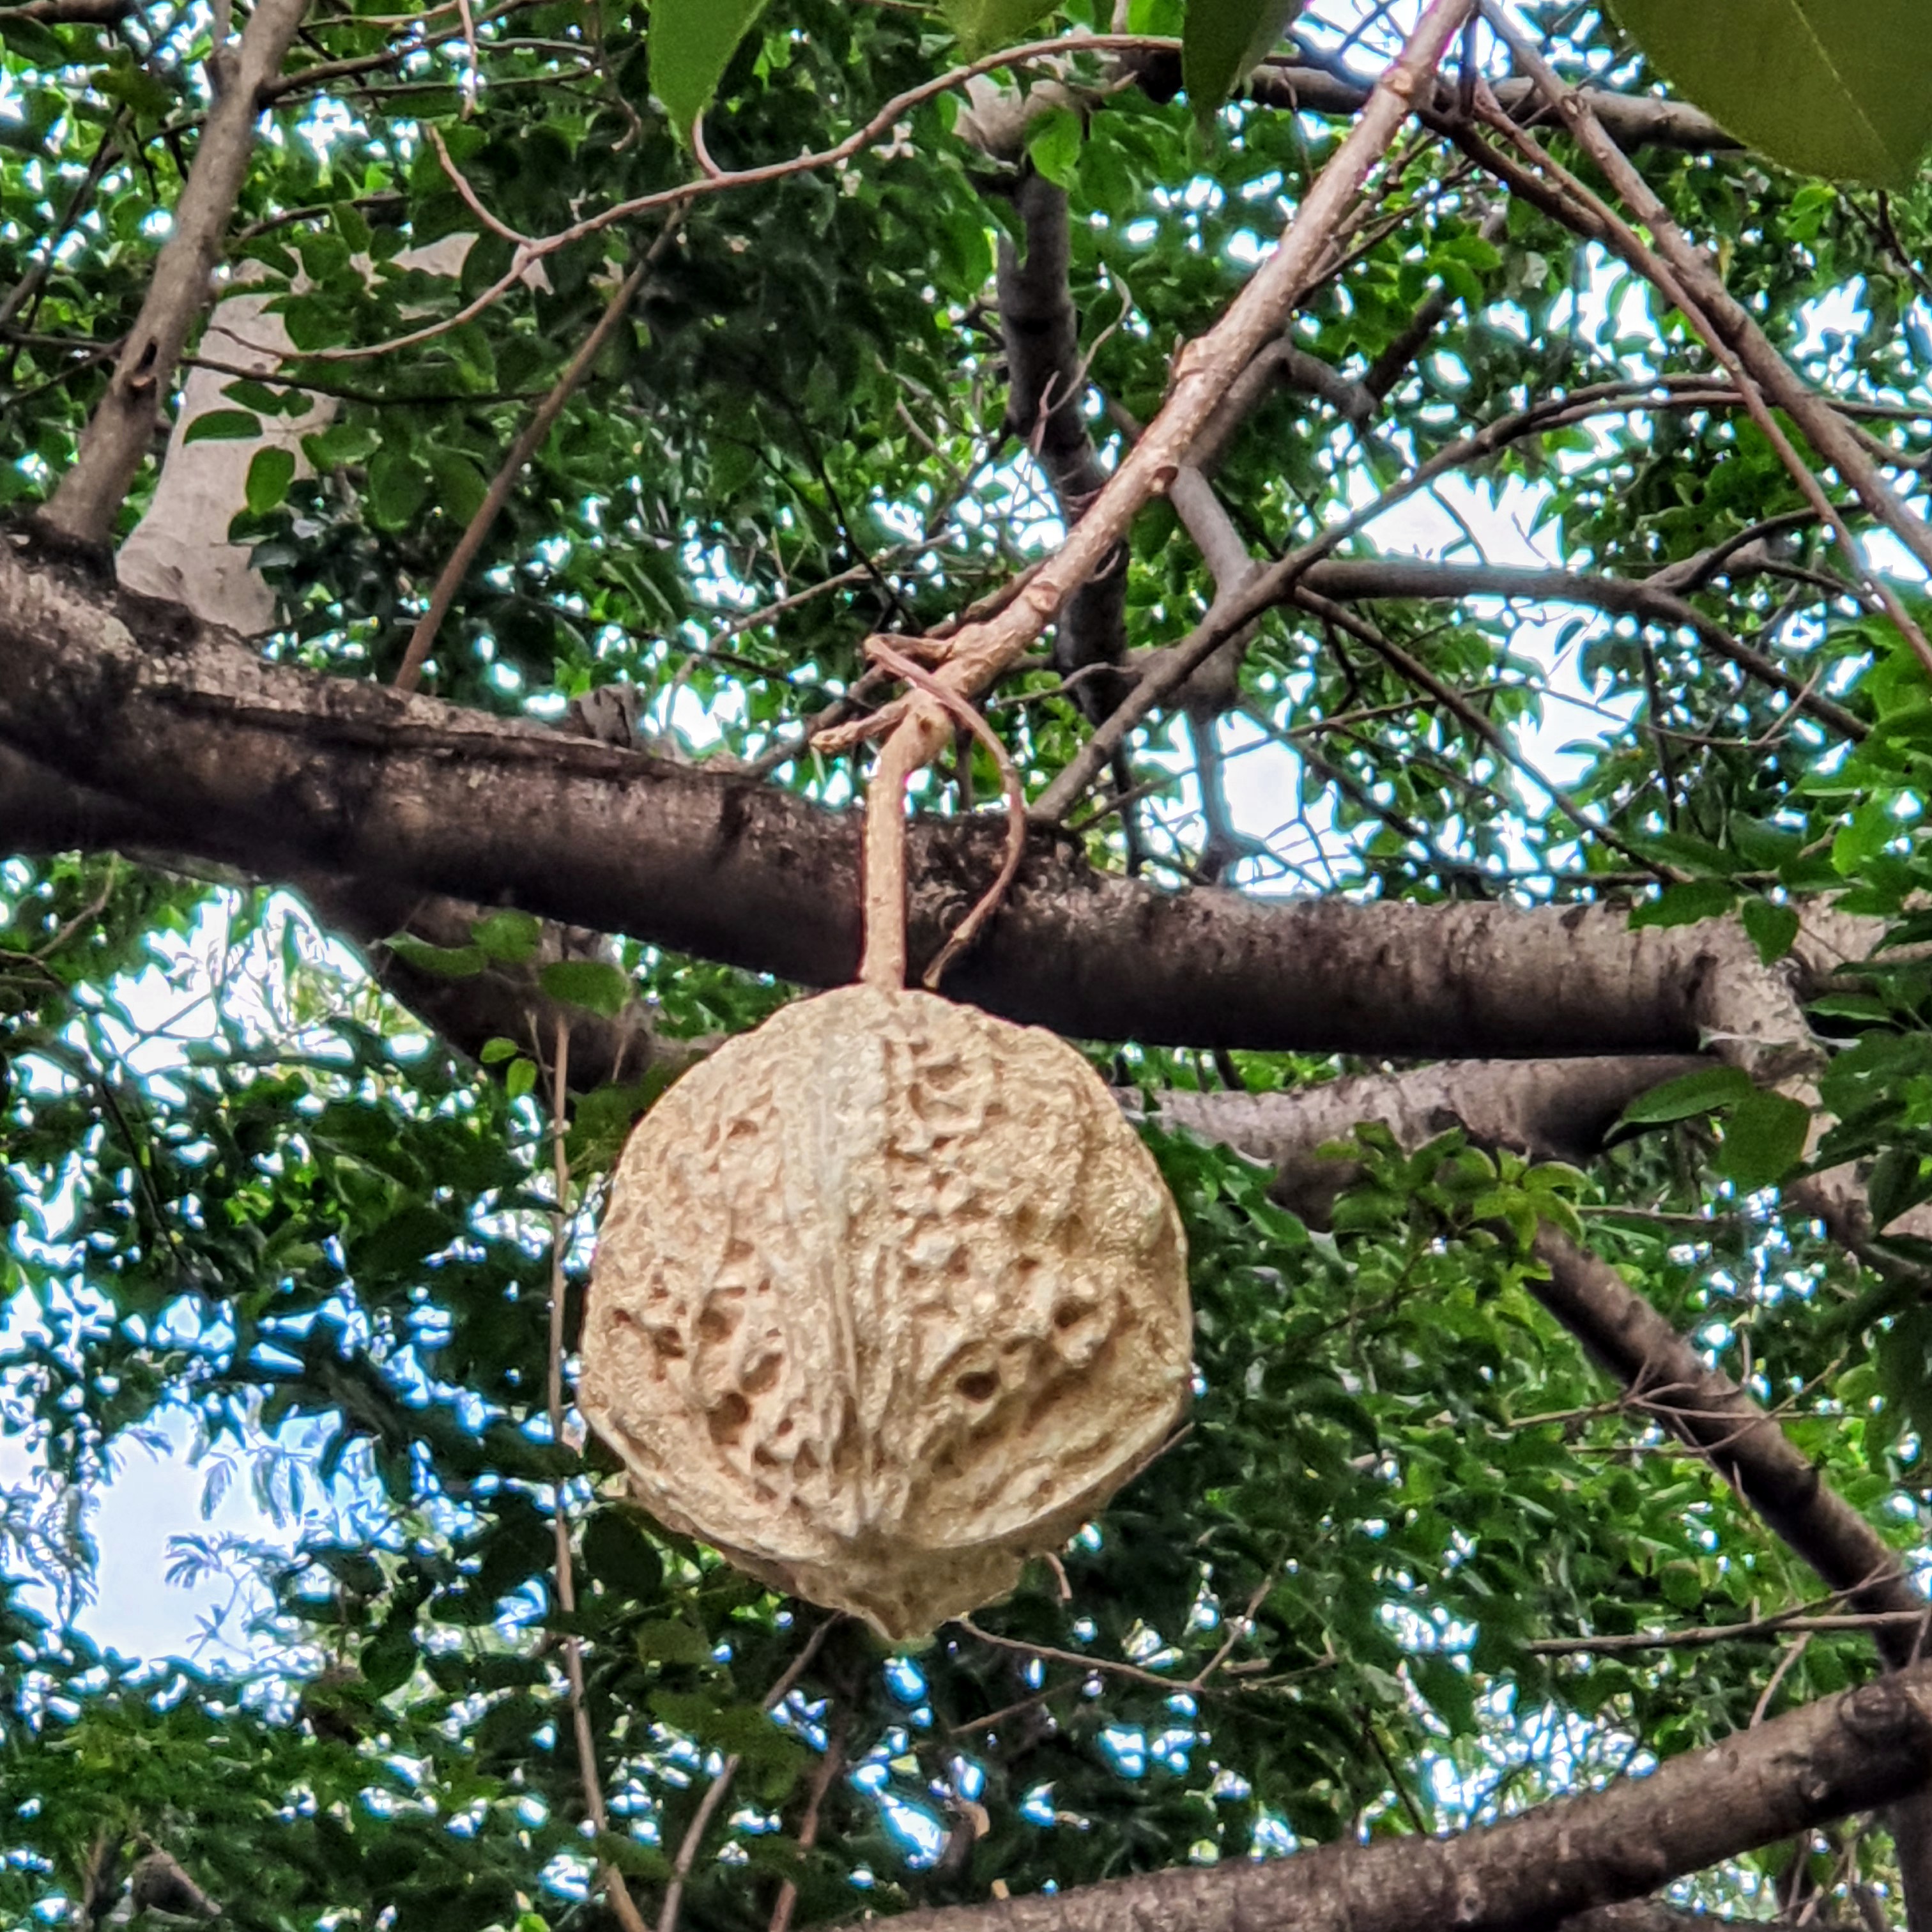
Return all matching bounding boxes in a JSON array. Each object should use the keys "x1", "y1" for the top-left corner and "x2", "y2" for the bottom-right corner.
[{"x1": 580, "y1": 982, "x2": 1190, "y2": 1641}]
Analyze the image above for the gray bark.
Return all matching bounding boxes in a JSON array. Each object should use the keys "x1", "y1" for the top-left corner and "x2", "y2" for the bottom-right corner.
[
  {"x1": 0, "y1": 543, "x2": 1884, "y2": 1058},
  {"x1": 857, "y1": 1666, "x2": 1932, "y2": 1932}
]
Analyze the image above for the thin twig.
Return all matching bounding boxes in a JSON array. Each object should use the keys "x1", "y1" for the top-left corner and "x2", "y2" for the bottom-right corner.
[
  {"x1": 1751, "y1": 1629, "x2": 1813, "y2": 1727},
  {"x1": 956, "y1": 1615, "x2": 1188, "y2": 1694},
  {"x1": 766, "y1": 1707, "x2": 850, "y2": 1932},
  {"x1": 1529, "y1": 1610, "x2": 1929, "y2": 1657},
  {"x1": 858, "y1": 638, "x2": 1028, "y2": 990},
  {"x1": 544, "y1": 1019, "x2": 650, "y2": 1932},
  {"x1": 394, "y1": 234, "x2": 667, "y2": 693},
  {"x1": 656, "y1": 1620, "x2": 837, "y2": 1932},
  {"x1": 1473, "y1": 6, "x2": 1932, "y2": 677}
]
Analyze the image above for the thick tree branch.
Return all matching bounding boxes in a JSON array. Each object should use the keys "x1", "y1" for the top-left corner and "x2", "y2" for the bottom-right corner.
[
  {"x1": 994, "y1": 172, "x2": 1130, "y2": 710},
  {"x1": 1242, "y1": 61, "x2": 1734, "y2": 156},
  {"x1": 38, "y1": 0, "x2": 310, "y2": 547},
  {"x1": 1128, "y1": 1070, "x2": 1932, "y2": 1932},
  {"x1": 0, "y1": 742, "x2": 677, "y2": 1091},
  {"x1": 0, "y1": 544, "x2": 1892, "y2": 1057},
  {"x1": 8, "y1": 0, "x2": 138, "y2": 22},
  {"x1": 864, "y1": 1664, "x2": 1932, "y2": 1932},
  {"x1": 1138, "y1": 1055, "x2": 1704, "y2": 1222}
]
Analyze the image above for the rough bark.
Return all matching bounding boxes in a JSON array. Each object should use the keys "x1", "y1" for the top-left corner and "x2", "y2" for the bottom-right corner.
[
  {"x1": 995, "y1": 172, "x2": 1130, "y2": 713},
  {"x1": 1533, "y1": 1231, "x2": 1932, "y2": 1932},
  {"x1": 855, "y1": 1665, "x2": 1932, "y2": 1932},
  {"x1": 38, "y1": 0, "x2": 310, "y2": 546},
  {"x1": 0, "y1": 542, "x2": 1889, "y2": 1057},
  {"x1": 1138, "y1": 1055, "x2": 1705, "y2": 1222},
  {"x1": 1241, "y1": 64, "x2": 1734, "y2": 155}
]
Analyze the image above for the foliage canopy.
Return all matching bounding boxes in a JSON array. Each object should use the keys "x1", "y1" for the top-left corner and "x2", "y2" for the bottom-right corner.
[{"x1": 9, "y1": 3, "x2": 1932, "y2": 1931}]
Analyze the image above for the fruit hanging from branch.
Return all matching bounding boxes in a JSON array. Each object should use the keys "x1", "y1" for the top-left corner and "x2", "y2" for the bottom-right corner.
[{"x1": 580, "y1": 694, "x2": 1193, "y2": 1641}]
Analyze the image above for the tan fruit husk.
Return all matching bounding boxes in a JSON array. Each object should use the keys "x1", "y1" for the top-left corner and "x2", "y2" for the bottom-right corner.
[{"x1": 579, "y1": 696, "x2": 1193, "y2": 1641}]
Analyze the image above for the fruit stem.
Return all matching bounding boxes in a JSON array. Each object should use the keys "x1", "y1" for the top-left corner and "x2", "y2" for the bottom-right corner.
[{"x1": 860, "y1": 701, "x2": 949, "y2": 991}]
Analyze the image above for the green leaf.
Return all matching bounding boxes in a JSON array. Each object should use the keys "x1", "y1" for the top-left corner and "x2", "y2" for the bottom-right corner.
[
  {"x1": 1183, "y1": 0, "x2": 1301, "y2": 125},
  {"x1": 385, "y1": 935, "x2": 487, "y2": 978},
  {"x1": 1026, "y1": 105, "x2": 1084, "y2": 190},
  {"x1": 183, "y1": 408, "x2": 263, "y2": 444},
  {"x1": 1618, "y1": 1066, "x2": 1754, "y2": 1127},
  {"x1": 637, "y1": 1621, "x2": 714, "y2": 1667},
  {"x1": 1867, "y1": 1144, "x2": 1932, "y2": 1234},
  {"x1": 1718, "y1": 1090, "x2": 1812, "y2": 1193},
  {"x1": 367, "y1": 446, "x2": 429, "y2": 530},
  {"x1": 1627, "y1": 878, "x2": 1738, "y2": 928},
  {"x1": 505, "y1": 1056, "x2": 537, "y2": 1100},
  {"x1": 539, "y1": 959, "x2": 632, "y2": 1018},
  {"x1": 480, "y1": 1037, "x2": 520, "y2": 1065},
  {"x1": 244, "y1": 445, "x2": 296, "y2": 516},
  {"x1": 430, "y1": 448, "x2": 491, "y2": 526},
  {"x1": 0, "y1": 13, "x2": 67, "y2": 62},
  {"x1": 223, "y1": 378, "x2": 296, "y2": 417},
  {"x1": 471, "y1": 908, "x2": 543, "y2": 963},
  {"x1": 581, "y1": 1509, "x2": 664, "y2": 1602},
  {"x1": 360, "y1": 1619, "x2": 418, "y2": 1696},
  {"x1": 1610, "y1": 0, "x2": 1932, "y2": 187},
  {"x1": 648, "y1": 0, "x2": 765, "y2": 145},
  {"x1": 942, "y1": 0, "x2": 1059, "y2": 55},
  {"x1": 1741, "y1": 897, "x2": 1801, "y2": 965},
  {"x1": 1658, "y1": 1561, "x2": 1703, "y2": 1612}
]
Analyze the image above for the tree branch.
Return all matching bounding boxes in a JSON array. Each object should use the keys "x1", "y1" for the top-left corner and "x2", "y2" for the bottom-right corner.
[
  {"x1": 993, "y1": 172, "x2": 1130, "y2": 711},
  {"x1": 855, "y1": 1664, "x2": 1932, "y2": 1932},
  {"x1": 38, "y1": 0, "x2": 310, "y2": 548},
  {"x1": 1135, "y1": 1055, "x2": 1705, "y2": 1222},
  {"x1": 0, "y1": 542, "x2": 1895, "y2": 1058}
]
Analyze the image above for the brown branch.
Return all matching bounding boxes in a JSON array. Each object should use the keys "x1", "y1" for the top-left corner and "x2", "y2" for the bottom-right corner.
[
  {"x1": 823, "y1": 0, "x2": 1477, "y2": 760},
  {"x1": 1291, "y1": 557, "x2": 1866, "y2": 744},
  {"x1": 38, "y1": 0, "x2": 310, "y2": 548},
  {"x1": 767, "y1": 1708, "x2": 849, "y2": 1932},
  {"x1": 1, "y1": 548, "x2": 1900, "y2": 1058},
  {"x1": 1236, "y1": 61, "x2": 1734, "y2": 155},
  {"x1": 993, "y1": 172, "x2": 1129, "y2": 712},
  {"x1": 1034, "y1": 397, "x2": 1864, "y2": 822},
  {"x1": 656, "y1": 1620, "x2": 836, "y2": 1932},
  {"x1": 858, "y1": 1664, "x2": 1932, "y2": 1932},
  {"x1": 1530, "y1": 1611, "x2": 1932, "y2": 1659},
  {"x1": 1133, "y1": 1055, "x2": 1706, "y2": 1224},
  {"x1": 1476, "y1": 10, "x2": 1932, "y2": 673},
  {"x1": 1293, "y1": 583, "x2": 1669, "y2": 876},
  {"x1": 4, "y1": 0, "x2": 137, "y2": 20},
  {"x1": 1530, "y1": 1227, "x2": 1932, "y2": 1932}
]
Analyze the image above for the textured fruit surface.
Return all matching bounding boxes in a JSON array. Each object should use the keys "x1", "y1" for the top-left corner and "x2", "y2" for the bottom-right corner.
[{"x1": 579, "y1": 984, "x2": 1192, "y2": 1639}]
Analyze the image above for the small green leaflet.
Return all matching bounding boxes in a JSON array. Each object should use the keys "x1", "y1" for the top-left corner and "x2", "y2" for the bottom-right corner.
[
  {"x1": 471, "y1": 908, "x2": 542, "y2": 963},
  {"x1": 368, "y1": 447, "x2": 428, "y2": 529},
  {"x1": 1611, "y1": 0, "x2": 1932, "y2": 187},
  {"x1": 183, "y1": 408, "x2": 262, "y2": 443},
  {"x1": 1627, "y1": 878, "x2": 1736, "y2": 929},
  {"x1": 1183, "y1": 0, "x2": 1301, "y2": 126},
  {"x1": 1618, "y1": 1065, "x2": 1753, "y2": 1128},
  {"x1": 539, "y1": 958, "x2": 633, "y2": 1018},
  {"x1": 1717, "y1": 1089, "x2": 1811, "y2": 1193},
  {"x1": 1741, "y1": 897, "x2": 1800, "y2": 965},
  {"x1": 245, "y1": 447, "x2": 295, "y2": 516},
  {"x1": 1027, "y1": 105, "x2": 1083, "y2": 189},
  {"x1": 385, "y1": 935, "x2": 486, "y2": 978},
  {"x1": 942, "y1": 0, "x2": 1059, "y2": 56},
  {"x1": 648, "y1": 0, "x2": 765, "y2": 146}
]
